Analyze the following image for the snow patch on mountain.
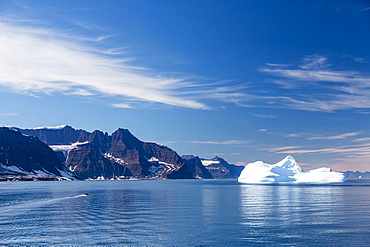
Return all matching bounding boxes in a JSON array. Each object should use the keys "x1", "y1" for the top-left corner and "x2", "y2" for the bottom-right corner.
[
  {"x1": 49, "y1": 141, "x2": 89, "y2": 152},
  {"x1": 57, "y1": 168, "x2": 77, "y2": 180},
  {"x1": 104, "y1": 153, "x2": 127, "y2": 165},
  {"x1": 201, "y1": 160, "x2": 221, "y2": 166},
  {"x1": 238, "y1": 155, "x2": 345, "y2": 184},
  {"x1": 148, "y1": 157, "x2": 159, "y2": 162},
  {"x1": 148, "y1": 165, "x2": 162, "y2": 175},
  {"x1": 32, "y1": 125, "x2": 69, "y2": 130},
  {"x1": 0, "y1": 126, "x2": 20, "y2": 132},
  {"x1": 0, "y1": 163, "x2": 76, "y2": 180},
  {"x1": 0, "y1": 163, "x2": 29, "y2": 175},
  {"x1": 148, "y1": 157, "x2": 177, "y2": 177}
]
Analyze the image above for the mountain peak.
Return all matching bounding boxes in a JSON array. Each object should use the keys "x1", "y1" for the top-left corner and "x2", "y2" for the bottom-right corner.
[
  {"x1": 182, "y1": 155, "x2": 196, "y2": 160},
  {"x1": 112, "y1": 128, "x2": 142, "y2": 146},
  {"x1": 11, "y1": 125, "x2": 215, "y2": 180}
]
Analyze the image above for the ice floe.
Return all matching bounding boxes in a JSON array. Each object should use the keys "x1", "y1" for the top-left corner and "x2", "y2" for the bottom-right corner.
[{"x1": 238, "y1": 155, "x2": 345, "y2": 184}]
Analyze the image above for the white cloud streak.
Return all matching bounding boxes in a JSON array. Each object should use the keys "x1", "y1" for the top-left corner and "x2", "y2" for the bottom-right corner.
[
  {"x1": 261, "y1": 68, "x2": 370, "y2": 85},
  {"x1": 260, "y1": 146, "x2": 302, "y2": 153},
  {"x1": 263, "y1": 143, "x2": 370, "y2": 155},
  {"x1": 252, "y1": 114, "x2": 276, "y2": 119},
  {"x1": 284, "y1": 133, "x2": 301, "y2": 138},
  {"x1": 0, "y1": 20, "x2": 244, "y2": 109},
  {"x1": 191, "y1": 140, "x2": 249, "y2": 145},
  {"x1": 352, "y1": 137, "x2": 370, "y2": 142},
  {"x1": 259, "y1": 55, "x2": 370, "y2": 112},
  {"x1": 307, "y1": 132, "x2": 361, "y2": 140},
  {"x1": 299, "y1": 54, "x2": 328, "y2": 69},
  {"x1": 0, "y1": 113, "x2": 18, "y2": 116},
  {"x1": 259, "y1": 133, "x2": 370, "y2": 171},
  {"x1": 4, "y1": 19, "x2": 369, "y2": 114},
  {"x1": 111, "y1": 103, "x2": 133, "y2": 109}
]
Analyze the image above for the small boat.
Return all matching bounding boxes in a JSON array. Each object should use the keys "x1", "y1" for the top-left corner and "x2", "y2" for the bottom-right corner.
[{"x1": 83, "y1": 192, "x2": 89, "y2": 196}]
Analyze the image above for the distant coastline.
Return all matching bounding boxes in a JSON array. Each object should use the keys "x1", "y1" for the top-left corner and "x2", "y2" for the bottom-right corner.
[{"x1": 1, "y1": 125, "x2": 368, "y2": 182}]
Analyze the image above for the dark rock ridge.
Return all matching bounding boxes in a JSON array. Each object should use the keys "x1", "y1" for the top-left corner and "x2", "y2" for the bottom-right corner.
[
  {"x1": 196, "y1": 156, "x2": 244, "y2": 179},
  {"x1": 343, "y1": 171, "x2": 370, "y2": 178},
  {"x1": 67, "y1": 128, "x2": 197, "y2": 179},
  {"x1": 18, "y1": 125, "x2": 212, "y2": 180},
  {"x1": 182, "y1": 156, "x2": 213, "y2": 179},
  {"x1": 0, "y1": 127, "x2": 77, "y2": 179},
  {"x1": 18, "y1": 125, "x2": 90, "y2": 145}
]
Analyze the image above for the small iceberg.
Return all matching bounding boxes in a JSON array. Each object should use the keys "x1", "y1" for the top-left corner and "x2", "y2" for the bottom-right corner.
[{"x1": 238, "y1": 155, "x2": 345, "y2": 184}]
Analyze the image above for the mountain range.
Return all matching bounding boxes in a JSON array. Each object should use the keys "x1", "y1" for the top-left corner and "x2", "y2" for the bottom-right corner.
[
  {"x1": 0, "y1": 125, "x2": 242, "y2": 181},
  {"x1": 0, "y1": 125, "x2": 366, "y2": 181},
  {"x1": 183, "y1": 155, "x2": 244, "y2": 179}
]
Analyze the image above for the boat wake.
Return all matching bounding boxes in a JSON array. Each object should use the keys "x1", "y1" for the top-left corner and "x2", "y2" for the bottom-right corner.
[{"x1": 0, "y1": 194, "x2": 88, "y2": 215}]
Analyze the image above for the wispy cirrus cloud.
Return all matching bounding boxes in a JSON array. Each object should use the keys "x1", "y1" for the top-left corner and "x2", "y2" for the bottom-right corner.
[
  {"x1": 343, "y1": 54, "x2": 366, "y2": 63},
  {"x1": 352, "y1": 137, "x2": 370, "y2": 142},
  {"x1": 284, "y1": 133, "x2": 302, "y2": 138},
  {"x1": 334, "y1": 155, "x2": 370, "y2": 172},
  {"x1": 0, "y1": 20, "x2": 245, "y2": 110},
  {"x1": 146, "y1": 139, "x2": 249, "y2": 146},
  {"x1": 111, "y1": 103, "x2": 133, "y2": 109},
  {"x1": 259, "y1": 55, "x2": 370, "y2": 112},
  {"x1": 260, "y1": 143, "x2": 370, "y2": 171},
  {"x1": 263, "y1": 143, "x2": 370, "y2": 155},
  {"x1": 258, "y1": 130, "x2": 370, "y2": 171},
  {"x1": 260, "y1": 146, "x2": 302, "y2": 153},
  {"x1": 307, "y1": 132, "x2": 361, "y2": 140},
  {"x1": 252, "y1": 114, "x2": 277, "y2": 119},
  {"x1": 0, "y1": 112, "x2": 18, "y2": 116},
  {"x1": 262, "y1": 68, "x2": 370, "y2": 85},
  {"x1": 299, "y1": 54, "x2": 329, "y2": 69},
  {"x1": 191, "y1": 140, "x2": 249, "y2": 145},
  {"x1": 265, "y1": 63, "x2": 289, "y2": 67}
]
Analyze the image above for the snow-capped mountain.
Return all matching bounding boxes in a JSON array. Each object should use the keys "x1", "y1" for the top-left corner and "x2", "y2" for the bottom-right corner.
[
  {"x1": 16, "y1": 125, "x2": 212, "y2": 180},
  {"x1": 182, "y1": 156, "x2": 213, "y2": 179},
  {"x1": 0, "y1": 127, "x2": 78, "y2": 180},
  {"x1": 2, "y1": 125, "x2": 362, "y2": 181},
  {"x1": 199, "y1": 156, "x2": 244, "y2": 179}
]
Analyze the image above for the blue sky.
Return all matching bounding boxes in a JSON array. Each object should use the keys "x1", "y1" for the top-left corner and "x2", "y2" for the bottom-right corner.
[{"x1": 1, "y1": 0, "x2": 370, "y2": 171}]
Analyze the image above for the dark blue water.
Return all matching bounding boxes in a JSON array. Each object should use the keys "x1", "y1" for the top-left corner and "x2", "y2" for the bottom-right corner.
[{"x1": 0, "y1": 179, "x2": 369, "y2": 246}]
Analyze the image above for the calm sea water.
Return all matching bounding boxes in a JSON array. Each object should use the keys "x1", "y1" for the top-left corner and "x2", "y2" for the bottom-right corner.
[{"x1": 0, "y1": 179, "x2": 369, "y2": 246}]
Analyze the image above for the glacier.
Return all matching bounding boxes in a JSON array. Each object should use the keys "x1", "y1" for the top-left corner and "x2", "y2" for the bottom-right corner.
[{"x1": 238, "y1": 155, "x2": 345, "y2": 184}]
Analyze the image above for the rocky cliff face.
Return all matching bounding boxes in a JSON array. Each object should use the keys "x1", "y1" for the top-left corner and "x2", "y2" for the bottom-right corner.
[
  {"x1": 18, "y1": 125, "x2": 210, "y2": 180},
  {"x1": 183, "y1": 156, "x2": 213, "y2": 179},
  {"x1": 0, "y1": 127, "x2": 77, "y2": 179},
  {"x1": 19, "y1": 125, "x2": 90, "y2": 145},
  {"x1": 66, "y1": 144, "x2": 133, "y2": 180},
  {"x1": 93, "y1": 128, "x2": 196, "y2": 179}
]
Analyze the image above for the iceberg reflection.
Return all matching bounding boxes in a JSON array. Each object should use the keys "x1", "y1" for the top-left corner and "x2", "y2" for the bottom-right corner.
[{"x1": 239, "y1": 184, "x2": 345, "y2": 243}]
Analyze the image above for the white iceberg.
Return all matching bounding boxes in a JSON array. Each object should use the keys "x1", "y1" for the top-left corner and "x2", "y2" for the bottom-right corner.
[{"x1": 238, "y1": 155, "x2": 345, "y2": 184}]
